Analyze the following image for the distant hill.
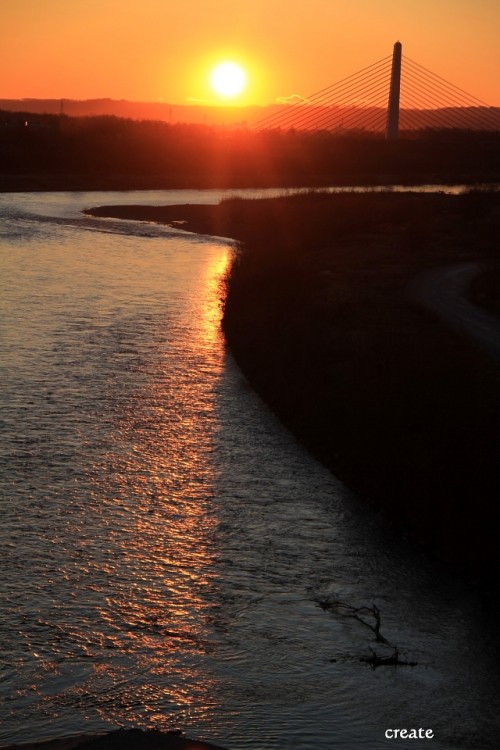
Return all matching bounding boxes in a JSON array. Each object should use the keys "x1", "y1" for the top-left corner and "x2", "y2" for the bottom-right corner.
[
  {"x1": 0, "y1": 98, "x2": 265, "y2": 127},
  {"x1": 1, "y1": 98, "x2": 500, "y2": 132}
]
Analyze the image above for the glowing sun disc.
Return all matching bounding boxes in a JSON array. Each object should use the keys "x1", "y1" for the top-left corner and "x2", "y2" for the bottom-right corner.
[{"x1": 210, "y1": 62, "x2": 246, "y2": 98}]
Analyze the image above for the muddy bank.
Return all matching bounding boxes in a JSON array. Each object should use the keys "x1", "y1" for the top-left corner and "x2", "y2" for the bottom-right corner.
[{"x1": 86, "y1": 192, "x2": 500, "y2": 584}]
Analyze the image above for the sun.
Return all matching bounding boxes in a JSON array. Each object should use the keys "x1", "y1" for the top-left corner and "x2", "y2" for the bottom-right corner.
[{"x1": 210, "y1": 61, "x2": 247, "y2": 99}]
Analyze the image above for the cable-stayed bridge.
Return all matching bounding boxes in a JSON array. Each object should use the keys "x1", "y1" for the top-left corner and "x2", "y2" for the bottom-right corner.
[{"x1": 253, "y1": 42, "x2": 500, "y2": 138}]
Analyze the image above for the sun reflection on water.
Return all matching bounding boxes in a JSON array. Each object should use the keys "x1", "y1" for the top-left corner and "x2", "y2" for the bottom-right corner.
[{"x1": 85, "y1": 244, "x2": 230, "y2": 730}]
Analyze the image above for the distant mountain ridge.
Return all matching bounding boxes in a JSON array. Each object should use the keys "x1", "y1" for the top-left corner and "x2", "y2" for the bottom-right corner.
[
  {"x1": 0, "y1": 99, "x2": 261, "y2": 127},
  {"x1": 1, "y1": 98, "x2": 499, "y2": 132}
]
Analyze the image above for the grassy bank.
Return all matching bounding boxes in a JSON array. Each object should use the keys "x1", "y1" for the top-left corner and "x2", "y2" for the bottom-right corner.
[{"x1": 87, "y1": 192, "x2": 500, "y2": 582}]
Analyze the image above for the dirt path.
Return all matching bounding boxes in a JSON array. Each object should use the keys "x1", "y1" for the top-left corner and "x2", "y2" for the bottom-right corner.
[{"x1": 408, "y1": 262, "x2": 500, "y2": 361}]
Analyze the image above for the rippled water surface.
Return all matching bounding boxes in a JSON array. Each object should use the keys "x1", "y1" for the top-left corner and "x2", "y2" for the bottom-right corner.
[{"x1": 1, "y1": 190, "x2": 499, "y2": 750}]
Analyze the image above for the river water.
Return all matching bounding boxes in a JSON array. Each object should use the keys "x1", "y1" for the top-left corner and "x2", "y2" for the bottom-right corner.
[{"x1": 0, "y1": 190, "x2": 499, "y2": 750}]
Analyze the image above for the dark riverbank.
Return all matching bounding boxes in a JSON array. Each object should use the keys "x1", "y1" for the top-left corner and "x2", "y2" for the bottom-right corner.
[
  {"x1": 2, "y1": 173, "x2": 498, "y2": 193},
  {"x1": 1, "y1": 729, "x2": 226, "y2": 750},
  {"x1": 86, "y1": 192, "x2": 500, "y2": 583}
]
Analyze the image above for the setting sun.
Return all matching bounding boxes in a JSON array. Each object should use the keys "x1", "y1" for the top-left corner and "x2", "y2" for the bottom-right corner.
[{"x1": 209, "y1": 61, "x2": 247, "y2": 99}]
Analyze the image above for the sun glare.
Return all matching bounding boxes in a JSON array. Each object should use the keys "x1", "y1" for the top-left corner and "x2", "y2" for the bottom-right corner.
[{"x1": 210, "y1": 61, "x2": 247, "y2": 99}]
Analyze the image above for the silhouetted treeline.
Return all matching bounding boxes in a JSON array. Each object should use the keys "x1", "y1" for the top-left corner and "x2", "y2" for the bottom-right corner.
[{"x1": 2, "y1": 109, "x2": 500, "y2": 188}]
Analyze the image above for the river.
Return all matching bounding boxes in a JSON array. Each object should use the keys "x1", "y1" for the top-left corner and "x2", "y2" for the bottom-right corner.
[{"x1": 0, "y1": 189, "x2": 499, "y2": 750}]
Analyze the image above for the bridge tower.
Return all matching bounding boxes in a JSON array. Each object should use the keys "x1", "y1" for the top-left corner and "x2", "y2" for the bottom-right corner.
[{"x1": 386, "y1": 41, "x2": 402, "y2": 140}]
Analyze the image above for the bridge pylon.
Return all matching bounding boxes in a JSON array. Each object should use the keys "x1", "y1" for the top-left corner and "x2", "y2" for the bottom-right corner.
[{"x1": 386, "y1": 41, "x2": 402, "y2": 140}]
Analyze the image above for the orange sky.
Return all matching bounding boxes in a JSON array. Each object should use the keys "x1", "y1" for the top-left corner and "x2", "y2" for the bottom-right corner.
[{"x1": 2, "y1": 0, "x2": 500, "y2": 106}]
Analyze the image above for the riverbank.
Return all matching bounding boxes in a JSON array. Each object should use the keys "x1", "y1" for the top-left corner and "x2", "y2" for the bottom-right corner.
[
  {"x1": 3, "y1": 174, "x2": 498, "y2": 193},
  {"x1": 86, "y1": 191, "x2": 500, "y2": 583}
]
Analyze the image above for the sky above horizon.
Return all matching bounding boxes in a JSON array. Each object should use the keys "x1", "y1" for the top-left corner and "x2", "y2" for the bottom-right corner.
[{"x1": 2, "y1": 0, "x2": 500, "y2": 106}]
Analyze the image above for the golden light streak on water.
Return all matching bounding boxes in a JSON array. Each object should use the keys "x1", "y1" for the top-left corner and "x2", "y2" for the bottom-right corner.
[
  {"x1": 88, "y1": 245, "x2": 231, "y2": 730},
  {"x1": 197, "y1": 251, "x2": 231, "y2": 351}
]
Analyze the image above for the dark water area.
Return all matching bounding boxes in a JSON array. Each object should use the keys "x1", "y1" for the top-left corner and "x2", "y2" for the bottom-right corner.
[{"x1": 1, "y1": 190, "x2": 499, "y2": 750}]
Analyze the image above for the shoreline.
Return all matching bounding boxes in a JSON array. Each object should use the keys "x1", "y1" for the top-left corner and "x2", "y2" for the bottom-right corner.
[
  {"x1": 86, "y1": 192, "x2": 500, "y2": 585},
  {"x1": 2, "y1": 173, "x2": 500, "y2": 194}
]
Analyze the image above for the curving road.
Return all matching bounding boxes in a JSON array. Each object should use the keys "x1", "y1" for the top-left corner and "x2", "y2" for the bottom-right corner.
[{"x1": 408, "y1": 262, "x2": 500, "y2": 361}]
